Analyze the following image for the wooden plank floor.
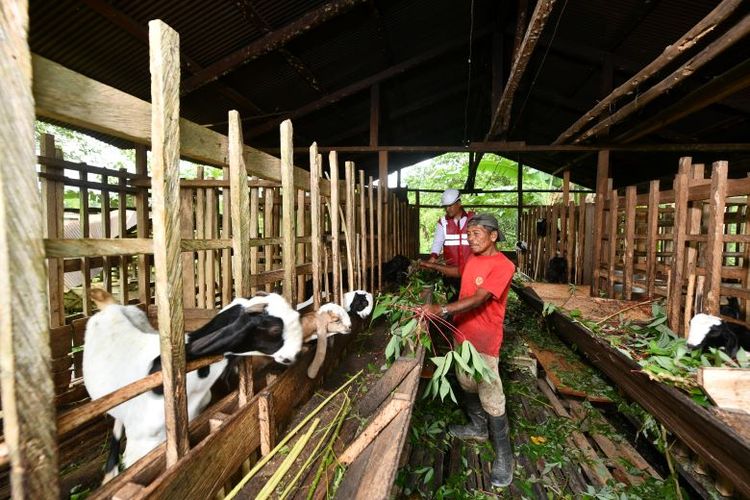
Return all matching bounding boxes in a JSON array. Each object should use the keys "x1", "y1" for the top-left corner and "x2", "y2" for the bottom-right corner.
[{"x1": 398, "y1": 366, "x2": 664, "y2": 499}]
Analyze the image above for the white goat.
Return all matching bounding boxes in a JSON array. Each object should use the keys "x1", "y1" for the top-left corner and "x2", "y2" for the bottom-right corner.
[{"x1": 83, "y1": 289, "x2": 302, "y2": 481}]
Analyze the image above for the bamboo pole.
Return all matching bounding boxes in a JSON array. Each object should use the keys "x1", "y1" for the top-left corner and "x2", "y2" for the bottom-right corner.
[{"x1": 310, "y1": 145, "x2": 322, "y2": 309}]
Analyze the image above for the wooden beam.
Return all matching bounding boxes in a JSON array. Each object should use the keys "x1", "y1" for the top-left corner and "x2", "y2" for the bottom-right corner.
[
  {"x1": 247, "y1": 30, "x2": 490, "y2": 137},
  {"x1": 235, "y1": 0, "x2": 324, "y2": 93},
  {"x1": 555, "y1": 0, "x2": 744, "y2": 144},
  {"x1": 574, "y1": 14, "x2": 750, "y2": 143},
  {"x1": 229, "y1": 110, "x2": 252, "y2": 296},
  {"x1": 182, "y1": 0, "x2": 366, "y2": 95},
  {"x1": 79, "y1": 0, "x2": 264, "y2": 116},
  {"x1": 591, "y1": 151, "x2": 609, "y2": 296},
  {"x1": 149, "y1": 19, "x2": 190, "y2": 465},
  {"x1": 31, "y1": 54, "x2": 332, "y2": 196},
  {"x1": 0, "y1": 0, "x2": 59, "y2": 495},
  {"x1": 617, "y1": 59, "x2": 750, "y2": 143},
  {"x1": 282, "y1": 142, "x2": 750, "y2": 154},
  {"x1": 487, "y1": 0, "x2": 557, "y2": 138}
]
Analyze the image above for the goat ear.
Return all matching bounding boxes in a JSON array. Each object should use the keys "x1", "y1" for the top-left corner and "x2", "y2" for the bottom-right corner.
[
  {"x1": 90, "y1": 288, "x2": 116, "y2": 309},
  {"x1": 307, "y1": 320, "x2": 328, "y2": 379},
  {"x1": 244, "y1": 302, "x2": 268, "y2": 314}
]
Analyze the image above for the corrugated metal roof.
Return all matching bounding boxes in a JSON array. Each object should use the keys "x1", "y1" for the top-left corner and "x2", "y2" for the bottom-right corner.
[{"x1": 28, "y1": 0, "x2": 750, "y2": 188}]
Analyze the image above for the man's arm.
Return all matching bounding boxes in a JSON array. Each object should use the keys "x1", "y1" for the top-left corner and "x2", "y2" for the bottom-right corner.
[
  {"x1": 419, "y1": 260, "x2": 460, "y2": 278},
  {"x1": 429, "y1": 222, "x2": 445, "y2": 262},
  {"x1": 422, "y1": 288, "x2": 492, "y2": 316}
]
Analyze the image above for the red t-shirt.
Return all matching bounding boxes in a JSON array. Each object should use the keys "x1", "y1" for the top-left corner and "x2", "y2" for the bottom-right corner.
[{"x1": 453, "y1": 252, "x2": 515, "y2": 356}]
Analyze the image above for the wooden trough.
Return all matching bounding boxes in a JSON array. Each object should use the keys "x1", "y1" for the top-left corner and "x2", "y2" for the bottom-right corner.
[{"x1": 514, "y1": 283, "x2": 750, "y2": 497}]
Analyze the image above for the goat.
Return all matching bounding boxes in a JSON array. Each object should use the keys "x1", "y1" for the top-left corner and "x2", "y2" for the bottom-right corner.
[
  {"x1": 383, "y1": 255, "x2": 412, "y2": 285},
  {"x1": 515, "y1": 241, "x2": 528, "y2": 254},
  {"x1": 687, "y1": 313, "x2": 750, "y2": 358},
  {"x1": 83, "y1": 289, "x2": 301, "y2": 481},
  {"x1": 545, "y1": 254, "x2": 568, "y2": 284},
  {"x1": 301, "y1": 303, "x2": 352, "y2": 379},
  {"x1": 344, "y1": 290, "x2": 374, "y2": 319},
  {"x1": 720, "y1": 296, "x2": 741, "y2": 320}
]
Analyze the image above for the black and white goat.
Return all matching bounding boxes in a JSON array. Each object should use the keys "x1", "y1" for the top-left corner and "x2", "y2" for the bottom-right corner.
[
  {"x1": 687, "y1": 313, "x2": 750, "y2": 358},
  {"x1": 83, "y1": 289, "x2": 302, "y2": 481},
  {"x1": 383, "y1": 255, "x2": 412, "y2": 285},
  {"x1": 344, "y1": 290, "x2": 374, "y2": 319}
]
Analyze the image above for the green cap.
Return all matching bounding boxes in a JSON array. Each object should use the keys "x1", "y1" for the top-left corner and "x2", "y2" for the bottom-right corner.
[{"x1": 468, "y1": 213, "x2": 505, "y2": 241}]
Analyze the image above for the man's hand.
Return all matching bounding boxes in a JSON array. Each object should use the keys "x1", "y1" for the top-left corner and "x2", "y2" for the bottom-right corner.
[
  {"x1": 420, "y1": 304, "x2": 442, "y2": 316},
  {"x1": 420, "y1": 260, "x2": 436, "y2": 270},
  {"x1": 428, "y1": 255, "x2": 438, "y2": 264}
]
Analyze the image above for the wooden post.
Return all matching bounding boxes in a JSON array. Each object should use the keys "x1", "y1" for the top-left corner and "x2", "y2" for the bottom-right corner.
[
  {"x1": 607, "y1": 186, "x2": 618, "y2": 297},
  {"x1": 359, "y1": 169, "x2": 367, "y2": 290},
  {"x1": 668, "y1": 172, "x2": 689, "y2": 333},
  {"x1": 591, "y1": 151, "x2": 609, "y2": 295},
  {"x1": 310, "y1": 144, "x2": 322, "y2": 309},
  {"x1": 258, "y1": 391, "x2": 276, "y2": 456},
  {"x1": 195, "y1": 169, "x2": 206, "y2": 309},
  {"x1": 221, "y1": 166, "x2": 233, "y2": 304},
  {"x1": 623, "y1": 186, "x2": 636, "y2": 299},
  {"x1": 379, "y1": 151, "x2": 388, "y2": 287},
  {"x1": 118, "y1": 169, "x2": 130, "y2": 305},
  {"x1": 229, "y1": 110, "x2": 255, "y2": 405},
  {"x1": 345, "y1": 161, "x2": 355, "y2": 292},
  {"x1": 249, "y1": 185, "x2": 259, "y2": 296},
  {"x1": 296, "y1": 188, "x2": 306, "y2": 304},
  {"x1": 0, "y1": 2, "x2": 60, "y2": 494},
  {"x1": 135, "y1": 145, "x2": 150, "y2": 305},
  {"x1": 566, "y1": 201, "x2": 575, "y2": 283},
  {"x1": 369, "y1": 177, "x2": 375, "y2": 293},
  {"x1": 180, "y1": 188, "x2": 196, "y2": 307},
  {"x1": 329, "y1": 151, "x2": 341, "y2": 304},
  {"x1": 517, "y1": 161, "x2": 523, "y2": 242},
  {"x1": 704, "y1": 162, "x2": 728, "y2": 316},
  {"x1": 683, "y1": 163, "x2": 704, "y2": 327},
  {"x1": 264, "y1": 187, "x2": 274, "y2": 292},
  {"x1": 645, "y1": 181, "x2": 660, "y2": 297},
  {"x1": 206, "y1": 187, "x2": 217, "y2": 306},
  {"x1": 102, "y1": 179, "x2": 112, "y2": 292},
  {"x1": 280, "y1": 120, "x2": 296, "y2": 304},
  {"x1": 40, "y1": 134, "x2": 65, "y2": 326},
  {"x1": 149, "y1": 19, "x2": 189, "y2": 465}
]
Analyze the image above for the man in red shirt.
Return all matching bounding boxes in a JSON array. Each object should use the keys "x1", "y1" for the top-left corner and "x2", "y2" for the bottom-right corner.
[{"x1": 420, "y1": 213, "x2": 515, "y2": 488}]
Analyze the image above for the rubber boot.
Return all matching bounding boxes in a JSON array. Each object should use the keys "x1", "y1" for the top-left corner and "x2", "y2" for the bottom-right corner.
[
  {"x1": 487, "y1": 412, "x2": 514, "y2": 488},
  {"x1": 448, "y1": 393, "x2": 488, "y2": 441}
]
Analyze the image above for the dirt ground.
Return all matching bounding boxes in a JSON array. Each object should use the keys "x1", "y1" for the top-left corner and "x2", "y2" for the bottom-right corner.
[{"x1": 525, "y1": 283, "x2": 654, "y2": 323}]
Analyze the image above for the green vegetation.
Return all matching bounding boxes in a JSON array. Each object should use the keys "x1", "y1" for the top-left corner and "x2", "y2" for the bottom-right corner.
[{"x1": 400, "y1": 153, "x2": 588, "y2": 253}]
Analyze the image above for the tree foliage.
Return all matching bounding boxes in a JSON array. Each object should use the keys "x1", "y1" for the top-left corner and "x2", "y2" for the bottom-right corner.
[{"x1": 401, "y1": 153, "x2": 583, "y2": 253}]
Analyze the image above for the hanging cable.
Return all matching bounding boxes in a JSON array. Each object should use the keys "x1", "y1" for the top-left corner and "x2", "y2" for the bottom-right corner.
[{"x1": 462, "y1": 0, "x2": 476, "y2": 146}]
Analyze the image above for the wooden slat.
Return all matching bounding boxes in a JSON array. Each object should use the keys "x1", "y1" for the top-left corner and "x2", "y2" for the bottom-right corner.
[
  {"x1": 221, "y1": 167, "x2": 232, "y2": 305},
  {"x1": 264, "y1": 187, "x2": 274, "y2": 292},
  {"x1": 345, "y1": 161, "x2": 355, "y2": 292},
  {"x1": 0, "y1": 5, "x2": 60, "y2": 494},
  {"x1": 359, "y1": 169, "x2": 367, "y2": 290},
  {"x1": 607, "y1": 187, "x2": 618, "y2": 296},
  {"x1": 330, "y1": 151, "x2": 341, "y2": 303},
  {"x1": 135, "y1": 144, "x2": 150, "y2": 304},
  {"x1": 149, "y1": 19, "x2": 189, "y2": 465},
  {"x1": 118, "y1": 170, "x2": 130, "y2": 305},
  {"x1": 668, "y1": 172, "x2": 689, "y2": 334},
  {"x1": 180, "y1": 188, "x2": 196, "y2": 308},
  {"x1": 196, "y1": 171, "x2": 206, "y2": 309},
  {"x1": 310, "y1": 144, "x2": 322, "y2": 310},
  {"x1": 280, "y1": 120, "x2": 296, "y2": 304},
  {"x1": 249, "y1": 184, "x2": 259, "y2": 296},
  {"x1": 369, "y1": 177, "x2": 375, "y2": 293},
  {"x1": 229, "y1": 110, "x2": 255, "y2": 406},
  {"x1": 683, "y1": 163, "x2": 704, "y2": 329},
  {"x1": 623, "y1": 186, "x2": 636, "y2": 299},
  {"x1": 205, "y1": 188, "x2": 217, "y2": 306},
  {"x1": 40, "y1": 134, "x2": 66, "y2": 327},
  {"x1": 645, "y1": 180, "x2": 660, "y2": 297},
  {"x1": 591, "y1": 151, "x2": 609, "y2": 294},
  {"x1": 704, "y1": 162, "x2": 729, "y2": 315},
  {"x1": 297, "y1": 189, "x2": 306, "y2": 304}
]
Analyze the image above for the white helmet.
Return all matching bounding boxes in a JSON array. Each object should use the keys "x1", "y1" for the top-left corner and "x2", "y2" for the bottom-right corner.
[{"x1": 441, "y1": 189, "x2": 461, "y2": 207}]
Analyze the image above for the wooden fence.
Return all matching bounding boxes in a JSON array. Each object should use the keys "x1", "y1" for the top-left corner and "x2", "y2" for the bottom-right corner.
[
  {"x1": 0, "y1": 18, "x2": 419, "y2": 499},
  {"x1": 520, "y1": 157, "x2": 750, "y2": 336}
]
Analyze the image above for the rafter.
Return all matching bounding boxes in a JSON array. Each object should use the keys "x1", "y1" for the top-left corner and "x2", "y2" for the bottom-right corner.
[
  {"x1": 182, "y1": 0, "x2": 367, "y2": 95},
  {"x1": 615, "y1": 58, "x2": 750, "y2": 143},
  {"x1": 246, "y1": 29, "x2": 491, "y2": 138},
  {"x1": 235, "y1": 0, "x2": 324, "y2": 93},
  {"x1": 573, "y1": 14, "x2": 750, "y2": 143},
  {"x1": 80, "y1": 0, "x2": 265, "y2": 116},
  {"x1": 554, "y1": 0, "x2": 744, "y2": 144},
  {"x1": 487, "y1": 0, "x2": 557, "y2": 139}
]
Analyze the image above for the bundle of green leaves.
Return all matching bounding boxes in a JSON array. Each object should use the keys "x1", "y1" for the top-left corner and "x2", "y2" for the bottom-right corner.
[{"x1": 373, "y1": 270, "x2": 495, "y2": 403}]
